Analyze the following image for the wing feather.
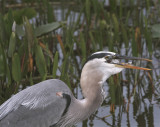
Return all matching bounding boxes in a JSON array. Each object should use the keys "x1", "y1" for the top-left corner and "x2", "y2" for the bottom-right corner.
[{"x1": 0, "y1": 79, "x2": 71, "y2": 127}]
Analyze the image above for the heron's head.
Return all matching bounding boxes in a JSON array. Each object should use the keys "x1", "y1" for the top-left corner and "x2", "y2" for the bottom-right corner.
[{"x1": 82, "y1": 51, "x2": 151, "y2": 84}]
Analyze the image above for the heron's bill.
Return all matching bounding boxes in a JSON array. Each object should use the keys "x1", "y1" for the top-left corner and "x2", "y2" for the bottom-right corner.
[
  {"x1": 115, "y1": 63, "x2": 151, "y2": 71},
  {"x1": 114, "y1": 55, "x2": 152, "y2": 62}
]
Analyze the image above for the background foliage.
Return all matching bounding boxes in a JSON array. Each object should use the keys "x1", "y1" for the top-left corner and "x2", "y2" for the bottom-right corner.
[{"x1": 0, "y1": 0, "x2": 160, "y2": 126}]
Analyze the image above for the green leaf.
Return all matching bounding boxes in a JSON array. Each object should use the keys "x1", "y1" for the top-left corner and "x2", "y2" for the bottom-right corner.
[
  {"x1": 79, "y1": 32, "x2": 86, "y2": 61},
  {"x1": 0, "y1": 44, "x2": 11, "y2": 85},
  {"x1": 12, "y1": 53, "x2": 21, "y2": 82},
  {"x1": 8, "y1": 32, "x2": 16, "y2": 57},
  {"x1": 35, "y1": 22, "x2": 61, "y2": 37},
  {"x1": 85, "y1": 0, "x2": 91, "y2": 23},
  {"x1": 0, "y1": 45, "x2": 5, "y2": 76},
  {"x1": 121, "y1": 23, "x2": 128, "y2": 47},
  {"x1": 60, "y1": 53, "x2": 69, "y2": 81},
  {"x1": 107, "y1": 32, "x2": 113, "y2": 51},
  {"x1": 16, "y1": 24, "x2": 25, "y2": 37},
  {"x1": 131, "y1": 29, "x2": 138, "y2": 57},
  {"x1": 24, "y1": 17, "x2": 35, "y2": 53},
  {"x1": 29, "y1": 72, "x2": 33, "y2": 85},
  {"x1": 13, "y1": 8, "x2": 37, "y2": 24},
  {"x1": 47, "y1": 3, "x2": 55, "y2": 23},
  {"x1": 35, "y1": 44, "x2": 47, "y2": 80},
  {"x1": 52, "y1": 51, "x2": 59, "y2": 78},
  {"x1": 145, "y1": 19, "x2": 152, "y2": 53},
  {"x1": 151, "y1": 24, "x2": 160, "y2": 38},
  {"x1": 125, "y1": 11, "x2": 130, "y2": 25},
  {"x1": 0, "y1": 14, "x2": 7, "y2": 44},
  {"x1": 109, "y1": 77, "x2": 116, "y2": 104},
  {"x1": 4, "y1": 9, "x2": 14, "y2": 37},
  {"x1": 112, "y1": 14, "x2": 119, "y2": 42},
  {"x1": 89, "y1": 31, "x2": 97, "y2": 50},
  {"x1": 6, "y1": 65, "x2": 11, "y2": 86},
  {"x1": 66, "y1": 74, "x2": 71, "y2": 89}
]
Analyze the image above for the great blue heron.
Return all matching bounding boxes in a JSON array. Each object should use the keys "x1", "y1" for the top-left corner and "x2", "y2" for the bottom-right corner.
[{"x1": 0, "y1": 51, "x2": 151, "y2": 127}]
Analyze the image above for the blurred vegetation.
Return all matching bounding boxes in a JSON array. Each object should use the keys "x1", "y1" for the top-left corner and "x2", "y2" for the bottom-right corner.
[{"x1": 0, "y1": 0, "x2": 160, "y2": 126}]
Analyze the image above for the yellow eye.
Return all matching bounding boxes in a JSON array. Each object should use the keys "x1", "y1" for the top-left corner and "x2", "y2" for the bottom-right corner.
[
  {"x1": 105, "y1": 56, "x2": 112, "y2": 63},
  {"x1": 105, "y1": 56, "x2": 108, "y2": 59}
]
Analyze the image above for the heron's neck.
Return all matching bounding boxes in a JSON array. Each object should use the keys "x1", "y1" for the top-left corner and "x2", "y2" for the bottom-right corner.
[
  {"x1": 60, "y1": 91, "x2": 103, "y2": 126},
  {"x1": 60, "y1": 69, "x2": 105, "y2": 126},
  {"x1": 76, "y1": 70, "x2": 105, "y2": 120},
  {"x1": 79, "y1": 86, "x2": 103, "y2": 115}
]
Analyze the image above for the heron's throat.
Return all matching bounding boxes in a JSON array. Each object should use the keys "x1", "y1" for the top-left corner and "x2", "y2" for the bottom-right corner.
[
  {"x1": 80, "y1": 67, "x2": 107, "y2": 98},
  {"x1": 79, "y1": 70, "x2": 105, "y2": 118}
]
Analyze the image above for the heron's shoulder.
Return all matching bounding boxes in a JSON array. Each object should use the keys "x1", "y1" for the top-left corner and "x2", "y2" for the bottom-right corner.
[
  {"x1": 35, "y1": 79, "x2": 69, "y2": 90},
  {"x1": 42, "y1": 79, "x2": 66, "y2": 85}
]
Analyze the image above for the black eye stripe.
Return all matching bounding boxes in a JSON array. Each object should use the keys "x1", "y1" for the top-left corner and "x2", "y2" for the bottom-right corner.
[{"x1": 86, "y1": 53, "x2": 113, "y2": 62}]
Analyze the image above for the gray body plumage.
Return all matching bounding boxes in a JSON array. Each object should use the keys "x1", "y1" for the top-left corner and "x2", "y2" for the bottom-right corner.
[{"x1": 0, "y1": 79, "x2": 72, "y2": 127}]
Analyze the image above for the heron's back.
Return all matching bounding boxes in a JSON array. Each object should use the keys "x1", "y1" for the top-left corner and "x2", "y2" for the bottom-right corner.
[{"x1": 0, "y1": 79, "x2": 72, "y2": 127}]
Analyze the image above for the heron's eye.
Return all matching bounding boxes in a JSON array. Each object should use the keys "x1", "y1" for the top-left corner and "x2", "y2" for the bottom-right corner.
[
  {"x1": 107, "y1": 59, "x2": 112, "y2": 63},
  {"x1": 105, "y1": 56, "x2": 112, "y2": 63}
]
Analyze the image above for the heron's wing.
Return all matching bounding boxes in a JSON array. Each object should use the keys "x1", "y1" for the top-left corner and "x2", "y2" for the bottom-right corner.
[{"x1": 0, "y1": 79, "x2": 72, "y2": 127}]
